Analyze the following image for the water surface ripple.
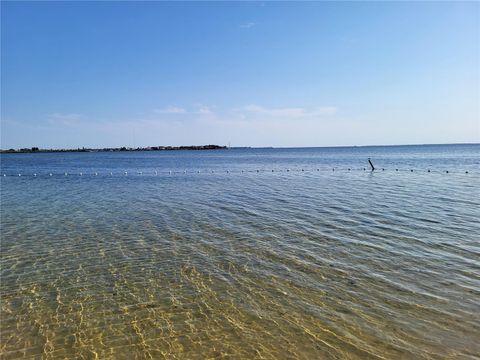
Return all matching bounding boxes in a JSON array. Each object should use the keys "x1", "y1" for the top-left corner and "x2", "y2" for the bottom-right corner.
[{"x1": 1, "y1": 145, "x2": 479, "y2": 359}]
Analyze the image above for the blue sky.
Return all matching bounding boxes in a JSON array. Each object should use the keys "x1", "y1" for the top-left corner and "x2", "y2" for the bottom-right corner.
[{"x1": 1, "y1": 1, "x2": 478, "y2": 148}]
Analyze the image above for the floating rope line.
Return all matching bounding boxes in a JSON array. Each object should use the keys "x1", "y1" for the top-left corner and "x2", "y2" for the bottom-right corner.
[
  {"x1": 0, "y1": 168, "x2": 474, "y2": 177},
  {"x1": 0, "y1": 160, "x2": 474, "y2": 177}
]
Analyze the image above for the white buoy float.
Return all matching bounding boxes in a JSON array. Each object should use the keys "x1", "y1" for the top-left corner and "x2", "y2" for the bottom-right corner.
[{"x1": 49, "y1": 173, "x2": 52, "y2": 176}]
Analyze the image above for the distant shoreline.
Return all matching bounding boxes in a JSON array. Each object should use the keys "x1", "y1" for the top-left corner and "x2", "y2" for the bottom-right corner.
[
  {"x1": 0, "y1": 145, "x2": 227, "y2": 154},
  {"x1": 1, "y1": 143, "x2": 478, "y2": 154}
]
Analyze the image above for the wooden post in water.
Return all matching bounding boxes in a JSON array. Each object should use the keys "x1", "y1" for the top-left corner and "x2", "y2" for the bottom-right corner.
[{"x1": 368, "y1": 158, "x2": 375, "y2": 171}]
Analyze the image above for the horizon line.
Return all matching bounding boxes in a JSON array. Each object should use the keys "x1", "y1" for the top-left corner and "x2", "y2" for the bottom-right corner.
[{"x1": 1, "y1": 142, "x2": 478, "y2": 153}]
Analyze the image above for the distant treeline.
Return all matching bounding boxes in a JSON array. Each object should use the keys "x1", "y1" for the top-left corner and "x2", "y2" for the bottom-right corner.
[{"x1": 0, "y1": 145, "x2": 227, "y2": 153}]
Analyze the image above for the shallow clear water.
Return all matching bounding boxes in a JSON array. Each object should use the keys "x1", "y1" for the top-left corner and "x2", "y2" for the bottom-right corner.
[{"x1": 1, "y1": 144, "x2": 479, "y2": 359}]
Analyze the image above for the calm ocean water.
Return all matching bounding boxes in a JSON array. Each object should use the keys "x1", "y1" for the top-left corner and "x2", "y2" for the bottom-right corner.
[{"x1": 1, "y1": 144, "x2": 479, "y2": 359}]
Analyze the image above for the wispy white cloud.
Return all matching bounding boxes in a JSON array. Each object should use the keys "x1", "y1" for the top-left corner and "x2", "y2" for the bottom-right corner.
[
  {"x1": 153, "y1": 105, "x2": 215, "y2": 116},
  {"x1": 240, "y1": 22, "x2": 256, "y2": 29},
  {"x1": 244, "y1": 105, "x2": 306, "y2": 118},
  {"x1": 154, "y1": 106, "x2": 187, "y2": 114},
  {"x1": 195, "y1": 105, "x2": 213, "y2": 115},
  {"x1": 47, "y1": 113, "x2": 85, "y2": 125},
  {"x1": 243, "y1": 104, "x2": 337, "y2": 118}
]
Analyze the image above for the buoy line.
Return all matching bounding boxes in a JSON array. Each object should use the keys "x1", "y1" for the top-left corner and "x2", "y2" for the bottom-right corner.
[{"x1": 0, "y1": 168, "x2": 473, "y2": 177}]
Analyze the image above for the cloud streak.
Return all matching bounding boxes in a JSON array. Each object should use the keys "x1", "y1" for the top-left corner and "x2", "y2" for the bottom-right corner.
[
  {"x1": 195, "y1": 105, "x2": 213, "y2": 115},
  {"x1": 154, "y1": 106, "x2": 187, "y2": 114},
  {"x1": 152, "y1": 104, "x2": 336, "y2": 120},
  {"x1": 153, "y1": 105, "x2": 214, "y2": 116},
  {"x1": 47, "y1": 113, "x2": 85, "y2": 126},
  {"x1": 243, "y1": 104, "x2": 337, "y2": 118}
]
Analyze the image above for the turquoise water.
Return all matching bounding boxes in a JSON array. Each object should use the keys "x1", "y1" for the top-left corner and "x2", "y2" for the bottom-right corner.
[{"x1": 1, "y1": 144, "x2": 479, "y2": 359}]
